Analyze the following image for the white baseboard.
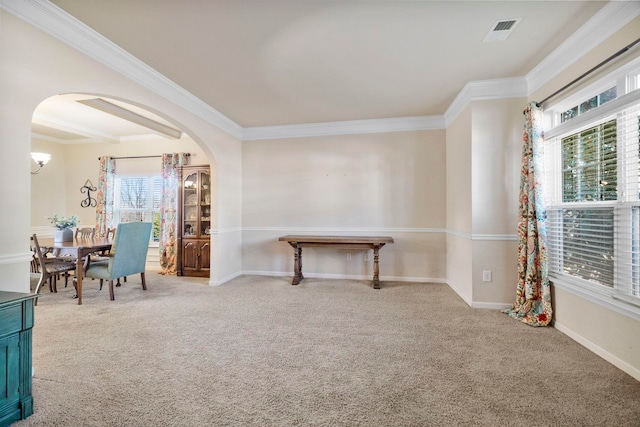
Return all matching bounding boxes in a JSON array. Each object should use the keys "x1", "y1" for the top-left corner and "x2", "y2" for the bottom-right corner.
[
  {"x1": 241, "y1": 270, "x2": 446, "y2": 284},
  {"x1": 211, "y1": 271, "x2": 242, "y2": 286},
  {"x1": 472, "y1": 302, "x2": 512, "y2": 310},
  {"x1": 444, "y1": 280, "x2": 473, "y2": 307},
  {"x1": 553, "y1": 321, "x2": 640, "y2": 381}
]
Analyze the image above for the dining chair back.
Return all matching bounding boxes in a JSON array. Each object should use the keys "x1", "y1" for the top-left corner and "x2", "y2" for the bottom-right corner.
[
  {"x1": 31, "y1": 234, "x2": 77, "y2": 305},
  {"x1": 106, "y1": 227, "x2": 116, "y2": 240},
  {"x1": 84, "y1": 222, "x2": 152, "y2": 300},
  {"x1": 75, "y1": 227, "x2": 95, "y2": 239}
]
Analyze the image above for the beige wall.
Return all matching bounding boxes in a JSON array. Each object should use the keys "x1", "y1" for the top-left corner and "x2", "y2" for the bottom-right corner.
[
  {"x1": 469, "y1": 97, "x2": 523, "y2": 307},
  {"x1": 242, "y1": 130, "x2": 447, "y2": 281},
  {"x1": 31, "y1": 136, "x2": 208, "y2": 231},
  {"x1": 552, "y1": 287, "x2": 640, "y2": 379},
  {"x1": 1, "y1": 12, "x2": 242, "y2": 292},
  {"x1": 446, "y1": 105, "x2": 473, "y2": 302},
  {"x1": 471, "y1": 98, "x2": 522, "y2": 235},
  {"x1": 31, "y1": 138, "x2": 68, "y2": 226}
]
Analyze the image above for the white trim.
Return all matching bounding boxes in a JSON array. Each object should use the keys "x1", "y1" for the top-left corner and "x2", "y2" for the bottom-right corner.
[
  {"x1": 443, "y1": 279, "x2": 473, "y2": 307},
  {"x1": 526, "y1": 1, "x2": 640, "y2": 97},
  {"x1": 445, "y1": 229, "x2": 518, "y2": 241},
  {"x1": 242, "y1": 270, "x2": 446, "y2": 284},
  {"x1": 545, "y1": 87, "x2": 640, "y2": 140},
  {"x1": 210, "y1": 271, "x2": 242, "y2": 286},
  {"x1": 445, "y1": 229, "x2": 472, "y2": 240},
  {"x1": 1, "y1": 0, "x2": 243, "y2": 140},
  {"x1": 551, "y1": 278, "x2": 640, "y2": 321},
  {"x1": 242, "y1": 227, "x2": 517, "y2": 241},
  {"x1": 209, "y1": 227, "x2": 242, "y2": 235},
  {"x1": 444, "y1": 77, "x2": 528, "y2": 126},
  {"x1": 472, "y1": 302, "x2": 512, "y2": 310},
  {"x1": 242, "y1": 226, "x2": 446, "y2": 234},
  {"x1": 553, "y1": 321, "x2": 640, "y2": 382},
  {"x1": 0, "y1": 252, "x2": 34, "y2": 265},
  {"x1": 30, "y1": 226, "x2": 56, "y2": 237},
  {"x1": 242, "y1": 116, "x2": 445, "y2": 141},
  {"x1": 2, "y1": 1, "x2": 636, "y2": 140},
  {"x1": 471, "y1": 234, "x2": 518, "y2": 241}
]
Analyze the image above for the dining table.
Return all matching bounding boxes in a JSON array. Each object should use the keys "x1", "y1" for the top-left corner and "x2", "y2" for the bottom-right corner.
[{"x1": 37, "y1": 236, "x2": 113, "y2": 305}]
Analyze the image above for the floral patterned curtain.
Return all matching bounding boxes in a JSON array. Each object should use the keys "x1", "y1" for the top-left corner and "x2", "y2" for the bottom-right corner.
[
  {"x1": 504, "y1": 102, "x2": 553, "y2": 327},
  {"x1": 159, "y1": 153, "x2": 188, "y2": 275},
  {"x1": 95, "y1": 156, "x2": 115, "y2": 237}
]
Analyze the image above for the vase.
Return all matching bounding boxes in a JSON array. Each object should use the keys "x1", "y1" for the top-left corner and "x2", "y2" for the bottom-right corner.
[{"x1": 54, "y1": 228, "x2": 73, "y2": 242}]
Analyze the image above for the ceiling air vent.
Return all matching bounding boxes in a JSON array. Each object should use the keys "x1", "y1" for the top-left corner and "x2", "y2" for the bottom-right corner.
[{"x1": 483, "y1": 18, "x2": 522, "y2": 42}]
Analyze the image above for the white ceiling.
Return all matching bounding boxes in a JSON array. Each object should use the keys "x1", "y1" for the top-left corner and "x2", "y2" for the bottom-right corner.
[{"x1": 32, "y1": 0, "x2": 612, "y2": 141}]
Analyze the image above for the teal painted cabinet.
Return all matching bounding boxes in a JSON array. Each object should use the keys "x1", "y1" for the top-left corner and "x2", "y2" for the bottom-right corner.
[{"x1": 0, "y1": 292, "x2": 37, "y2": 427}]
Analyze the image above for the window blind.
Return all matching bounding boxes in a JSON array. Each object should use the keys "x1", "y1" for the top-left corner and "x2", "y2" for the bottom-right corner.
[{"x1": 545, "y1": 99, "x2": 640, "y2": 301}]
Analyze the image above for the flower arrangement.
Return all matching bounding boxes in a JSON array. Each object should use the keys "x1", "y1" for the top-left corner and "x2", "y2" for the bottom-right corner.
[{"x1": 49, "y1": 214, "x2": 79, "y2": 230}]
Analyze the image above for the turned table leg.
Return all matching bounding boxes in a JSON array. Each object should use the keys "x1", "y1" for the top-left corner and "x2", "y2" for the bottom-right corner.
[
  {"x1": 292, "y1": 246, "x2": 304, "y2": 285},
  {"x1": 372, "y1": 245, "x2": 382, "y2": 289}
]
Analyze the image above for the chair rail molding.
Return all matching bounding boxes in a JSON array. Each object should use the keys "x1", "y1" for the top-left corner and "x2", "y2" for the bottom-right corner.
[{"x1": 0, "y1": 252, "x2": 34, "y2": 266}]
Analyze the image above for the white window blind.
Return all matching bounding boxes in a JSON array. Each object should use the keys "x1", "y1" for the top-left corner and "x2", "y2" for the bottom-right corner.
[
  {"x1": 545, "y1": 97, "x2": 640, "y2": 302},
  {"x1": 114, "y1": 176, "x2": 162, "y2": 242}
]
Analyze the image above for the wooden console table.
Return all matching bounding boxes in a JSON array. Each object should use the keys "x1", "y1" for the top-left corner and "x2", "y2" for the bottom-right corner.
[{"x1": 279, "y1": 235, "x2": 394, "y2": 289}]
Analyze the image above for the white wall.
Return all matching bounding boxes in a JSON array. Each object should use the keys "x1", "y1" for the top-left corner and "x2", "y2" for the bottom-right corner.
[
  {"x1": 242, "y1": 130, "x2": 447, "y2": 282},
  {"x1": 0, "y1": 11, "x2": 242, "y2": 292}
]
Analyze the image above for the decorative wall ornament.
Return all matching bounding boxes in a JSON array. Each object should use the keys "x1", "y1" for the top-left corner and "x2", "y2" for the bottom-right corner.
[{"x1": 80, "y1": 179, "x2": 97, "y2": 208}]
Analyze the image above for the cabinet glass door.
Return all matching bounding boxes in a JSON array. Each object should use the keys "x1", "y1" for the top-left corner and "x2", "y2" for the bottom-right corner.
[
  {"x1": 183, "y1": 172, "x2": 198, "y2": 237},
  {"x1": 200, "y1": 171, "x2": 211, "y2": 237}
]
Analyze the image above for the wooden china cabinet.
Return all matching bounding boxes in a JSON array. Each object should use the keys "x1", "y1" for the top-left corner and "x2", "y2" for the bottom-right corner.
[{"x1": 177, "y1": 165, "x2": 211, "y2": 277}]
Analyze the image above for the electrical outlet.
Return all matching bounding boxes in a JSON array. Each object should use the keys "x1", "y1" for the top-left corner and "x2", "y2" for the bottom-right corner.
[
  {"x1": 364, "y1": 253, "x2": 369, "y2": 261},
  {"x1": 347, "y1": 253, "x2": 351, "y2": 261},
  {"x1": 482, "y1": 270, "x2": 492, "y2": 282}
]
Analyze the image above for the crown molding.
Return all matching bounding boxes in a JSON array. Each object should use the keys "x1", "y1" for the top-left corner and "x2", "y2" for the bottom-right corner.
[
  {"x1": 3, "y1": 0, "x2": 638, "y2": 141},
  {"x1": 242, "y1": 115, "x2": 446, "y2": 141},
  {"x1": 444, "y1": 77, "x2": 528, "y2": 126},
  {"x1": 1, "y1": 0, "x2": 243, "y2": 140},
  {"x1": 526, "y1": 1, "x2": 640, "y2": 98}
]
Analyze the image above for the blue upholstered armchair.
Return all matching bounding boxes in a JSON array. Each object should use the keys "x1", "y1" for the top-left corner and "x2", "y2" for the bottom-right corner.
[{"x1": 84, "y1": 222, "x2": 152, "y2": 300}]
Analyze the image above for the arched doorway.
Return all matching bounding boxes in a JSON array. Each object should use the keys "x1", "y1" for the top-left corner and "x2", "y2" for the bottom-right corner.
[{"x1": 30, "y1": 93, "x2": 218, "y2": 278}]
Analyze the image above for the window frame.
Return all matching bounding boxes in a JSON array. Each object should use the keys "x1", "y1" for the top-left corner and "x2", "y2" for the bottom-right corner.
[
  {"x1": 113, "y1": 175, "x2": 162, "y2": 246},
  {"x1": 543, "y1": 56, "x2": 640, "y2": 319}
]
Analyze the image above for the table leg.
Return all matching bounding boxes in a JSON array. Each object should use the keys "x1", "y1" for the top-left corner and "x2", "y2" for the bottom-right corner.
[
  {"x1": 292, "y1": 246, "x2": 303, "y2": 285},
  {"x1": 76, "y1": 256, "x2": 83, "y2": 304},
  {"x1": 372, "y1": 246, "x2": 381, "y2": 289}
]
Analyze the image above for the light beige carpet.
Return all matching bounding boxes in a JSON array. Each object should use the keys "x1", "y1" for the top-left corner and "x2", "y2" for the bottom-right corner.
[{"x1": 14, "y1": 274, "x2": 640, "y2": 426}]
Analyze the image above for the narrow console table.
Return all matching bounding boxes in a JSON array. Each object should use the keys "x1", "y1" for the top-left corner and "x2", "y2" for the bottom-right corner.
[
  {"x1": 279, "y1": 235, "x2": 394, "y2": 289},
  {"x1": 0, "y1": 292, "x2": 37, "y2": 426}
]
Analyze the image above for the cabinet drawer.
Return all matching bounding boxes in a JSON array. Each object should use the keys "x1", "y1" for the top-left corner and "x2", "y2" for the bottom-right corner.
[{"x1": 0, "y1": 305, "x2": 22, "y2": 338}]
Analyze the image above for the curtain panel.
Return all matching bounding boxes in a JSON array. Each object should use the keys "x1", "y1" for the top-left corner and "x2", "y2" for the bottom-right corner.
[
  {"x1": 95, "y1": 156, "x2": 115, "y2": 237},
  {"x1": 504, "y1": 102, "x2": 553, "y2": 327},
  {"x1": 159, "y1": 153, "x2": 188, "y2": 275}
]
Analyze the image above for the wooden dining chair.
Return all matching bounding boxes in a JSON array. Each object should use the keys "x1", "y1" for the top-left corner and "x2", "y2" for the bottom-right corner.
[
  {"x1": 31, "y1": 234, "x2": 77, "y2": 305},
  {"x1": 75, "y1": 227, "x2": 95, "y2": 239}
]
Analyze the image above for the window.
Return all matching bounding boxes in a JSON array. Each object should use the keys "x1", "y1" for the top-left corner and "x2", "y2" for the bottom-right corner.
[
  {"x1": 560, "y1": 87, "x2": 617, "y2": 123},
  {"x1": 545, "y1": 92, "x2": 640, "y2": 305},
  {"x1": 114, "y1": 176, "x2": 161, "y2": 243}
]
